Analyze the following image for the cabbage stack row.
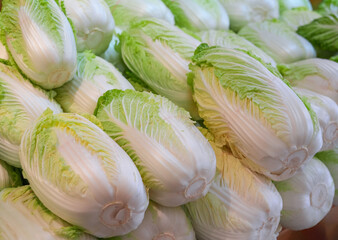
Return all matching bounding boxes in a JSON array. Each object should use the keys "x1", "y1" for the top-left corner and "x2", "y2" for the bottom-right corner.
[{"x1": 0, "y1": 0, "x2": 337, "y2": 239}]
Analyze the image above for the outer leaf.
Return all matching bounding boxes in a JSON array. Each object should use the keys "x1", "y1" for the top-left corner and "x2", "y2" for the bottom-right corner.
[
  {"x1": 104, "y1": 0, "x2": 174, "y2": 29},
  {"x1": 189, "y1": 45, "x2": 322, "y2": 181},
  {"x1": 297, "y1": 14, "x2": 338, "y2": 52},
  {"x1": 120, "y1": 18, "x2": 201, "y2": 119},
  {"x1": 0, "y1": 186, "x2": 95, "y2": 240},
  {"x1": 109, "y1": 201, "x2": 195, "y2": 240},
  {"x1": 61, "y1": 0, "x2": 115, "y2": 55},
  {"x1": 317, "y1": 0, "x2": 338, "y2": 16},
  {"x1": 280, "y1": 8, "x2": 321, "y2": 31},
  {"x1": 331, "y1": 55, "x2": 338, "y2": 62},
  {"x1": 55, "y1": 51, "x2": 134, "y2": 114},
  {"x1": 20, "y1": 110, "x2": 148, "y2": 238},
  {"x1": 274, "y1": 158, "x2": 335, "y2": 230},
  {"x1": 95, "y1": 89, "x2": 216, "y2": 207},
  {"x1": 0, "y1": 0, "x2": 77, "y2": 89},
  {"x1": 218, "y1": 0, "x2": 279, "y2": 32},
  {"x1": 316, "y1": 148, "x2": 338, "y2": 206},
  {"x1": 278, "y1": 58, "x2": 338, "y2": 103},
  {"x1": 0, "y1": 160, "x2": 22, "y2": 190},
  {"x1": 0, "y1": 63, "x2": 62, "y2": 167},
  {"x1": 185, "y1": 137, "x2": 282, "y2": 240},
  {"x1": 197, "y1": 30, "x2": 277, "y2": 66},
  {"x1": 162, "y1": 0, "x2": 229, "y2": 31},
  {"x1": 278, "y1": 0, "x2": 312, "y2": 13},
  {"x1": 238, "y1": 20, "x2": 316, "y2": 64},
  {"x1": 0, "y1": 41, "x2": 8, "y2": 62},
  {"x1": 295, "y1": 88, "x2": 338, "y2": 151}
]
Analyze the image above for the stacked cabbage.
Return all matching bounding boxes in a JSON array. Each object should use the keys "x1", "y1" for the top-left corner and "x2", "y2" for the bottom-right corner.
[{"x1": 0, "y1": 0, "x2": 337, "y2": 239}]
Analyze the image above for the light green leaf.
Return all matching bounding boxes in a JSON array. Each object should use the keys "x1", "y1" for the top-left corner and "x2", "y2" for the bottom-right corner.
[
  {"x1": 278, "y1": 0, "x2": 312, "y2": 13},
  {"x1": 162, "y1": 0, "x2": 229, "y2": 31},
  {"x1": 189, "y1": 45, "x2": 322, "y2": 181},
  {"x1": 55, "y1": 51, "x2": 134, "y2": 114},
  {"x1": 197, "y1": 30, "x2": 277, "y2": 66},
  {"x1": 218, "y1": 0, "x2": 279, "y2": 32},
  {"x1": 317, "y1": 0, "x2": 338, "y2": 16},
  {"x1": 95, "y1": 89, "x2": 216, "y2": 207},
  {"x1": 0, "y1": 160, "x2": 22, "y2": 190},
  {"x1": 238, "y1": 20, "x2": 316, "y2": 63},
  {"x1": 185, "y1": 141, "x2": 282, "y2": 240},
  {"x1": 0, "y1": 186, "x2": 95, "y2": 240},
  {"x1": 20, "y1": 110, "x2": 148, "y2": 238},
  {"x1": 280, "y1": 8, "x2": 321, "y2": 31},
  {"x1": 0, "y1": 0, "x2": 77, "y2": 89},
  {"x1": 120, "y1": 18, "x2": 201, "y2": 119},
  {"x1": 105, "y1": 0, "x2": 174, "y2": 29},
  {"x1": 278, "y1": 58, "x2": 338, "y2": 103},
  {"x1": 0, "y1": 63, "x2": 62, "y2": 167},
  {"x1": 297, "y1": 13, "x2": 338, "y2": 52}
]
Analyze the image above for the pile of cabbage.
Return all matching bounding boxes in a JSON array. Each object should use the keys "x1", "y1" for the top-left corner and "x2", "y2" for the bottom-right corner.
[{"x1": 0, "y1": 0, "x2": 337, "y2": 239}]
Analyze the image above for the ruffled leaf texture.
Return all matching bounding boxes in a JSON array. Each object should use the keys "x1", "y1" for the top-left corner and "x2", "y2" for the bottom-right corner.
[
  {"x1": 0, "y1": 0, "x2": 77, "y2": 89},
  {"x1": 0, "y1": 63, "x2": 62, "y2": 167},
  {"x1": 316, "y1": 149, "x2": 338, "y2": 206},
  {"x1": 0, "y1": 160, "x2": 22, "y2": 190},
  {"x1": 297, "y1": 13, "x2": 338, "y2": 52},
  {"x1": 197, "y1": 30, "x2": 277, "y2": 67},
  {"x1": 238, "y1": 20, "x2": 316, "y2": 64},
  {"x1": 0, "y1": 186, "x2": 95, "y2": 240},
  {"x1": 278, "y1": 58, "x2": 338, "y2": 104},
  {"x1": 162, "y1": 0, "x2": 229, "y2": 31},
  {"x1": 189, "y1": 45, "x2": 322, "y2": 181},
  {"x1": 20, "y1": 110, "x2": 148, "y2": 238},
  {"x1": 108, "y1": 201, "x2": 195, "y2": 240},
  {"x1": 95, "y1": 89, "x2": 216, "y2": 207},
  {"x1": 274, "y1": 158, "x2": 335, "y2": 230},
  {"x1": 185, "y1": 135, "x2": 282, "y2": 240},
  {"x1": 104, "y1": 0, "x2": 174, "y2": 29},
  {"x1": 55, "y1": 51, "x2": 134, "y2": 114},
  {"x1": 120, "y1": 18, "x2": 201, "y2": 119},
  {"x1": 61, "y1": 0, "x2": 115, "y2": 55},
  {"x1": 218, "y1": 0, "x2": 279, "y2": 32},
  {"x1": 294, "y1": 88, "x2": 338, "y2": 151}
]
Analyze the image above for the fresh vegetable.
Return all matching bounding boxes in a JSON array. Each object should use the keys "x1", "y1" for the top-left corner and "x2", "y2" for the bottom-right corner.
[
  {"x1": 110, "y1": 201, "x2": 196, "y2": 239},
  {"x1": 55, "y1": 51, "x2": 134, "y2": 114},
  {"x1": 0, "y1": 0, "x2": 77, "y2": 89},
  {"x1": 20, "y1": 110, "x2": 149, "y2": 238},
  {"x1": 0, "y1": 186, "x2": 95, "y2": 239},
  {"x1": 95, "y1": 90, "x2": 216, "y2": 207},
  {"x1": 316, "y1": 149, "x2": 338, "y2": 206},
  {"x1": 120, "y1": 18, "x2": 201, "y2": 119},
  {"x1": 278, "y1": 0, "x2": 312, "y2": 13},
  {"x1": 238, "y1": 20, "x2": 316, "y2": 64},
  {"x1": 317, "y1": 0, "x2": 338, "y2": 16},
  {"x1": 59, "y1": 0, "x2": 115, "y2": 55},
  {"x1": 218, "y1": 0, "x2": 279, "y2": 32},
  {"x1": 278, "y1": 58, "x2": 338, "y2": 104},
  {"x1": 0, "y1": 63, "x2": 62, "y2": 167},
  {"x1": 297, "y1": 13, "x2": 338, "y2": 52},
  {"x1": 280, "y1": 8, "x2": 321, "y2": 31},
  {"x1": 197, "y1": 30, "x2": 277, "y2": 66},
  {"x1": 105, "y1": 0, "x2": 175, "y2": 29},
  {"x1": 0, "y1": 160, "x2": 22, "y2": 190},
  {"x1": 274, "y1": 158, "x2": 335, "y2": 230},
  {"x1": 294, "y1": 88, "x2": 338, "y2": 151},
  {"x1": 188, "y1": 44, "x2": 322, "y2": 181},
  {"x1": 162, "y1": 0, "x2": 229, "y2": 31},
  {"x1": 185, "y1": 131, "x2": 282, "y2": 240}
]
